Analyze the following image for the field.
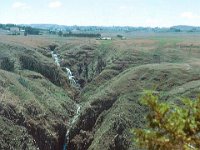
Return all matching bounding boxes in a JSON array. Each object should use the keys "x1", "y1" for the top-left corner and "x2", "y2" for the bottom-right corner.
[{"x1": 0, "y1": 31, "x2": 199, "y2": 150}]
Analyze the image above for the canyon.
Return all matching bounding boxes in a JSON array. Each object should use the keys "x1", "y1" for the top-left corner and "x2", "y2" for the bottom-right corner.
[{"x1": 0, "y1": 34, "x2": 199, "y2": 150}]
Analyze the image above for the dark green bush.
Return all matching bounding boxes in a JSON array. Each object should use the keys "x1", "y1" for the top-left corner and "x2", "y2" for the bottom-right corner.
[{"x1": 1, "y1": 57, "x2": 14, "y2": 71}]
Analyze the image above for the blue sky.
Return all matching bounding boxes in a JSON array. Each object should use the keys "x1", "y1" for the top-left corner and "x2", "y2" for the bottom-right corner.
[{"x1": 0, "y1": 0, "x2": 200, "y2": 27}]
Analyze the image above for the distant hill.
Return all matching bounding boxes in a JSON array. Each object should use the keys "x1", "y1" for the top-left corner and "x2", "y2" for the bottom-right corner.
[
  {"x1": 171, "y1": 25, "x2": 200, "y2": 32},
  {"x1": 25, "y1": 24, "x2": 200, "y2": 32},
  {"x1": 24, "y1": 24, "x2": 67, "y2": 30},
  {"x1": 2, "y1": 23, "x2": 200, "y2": 33}
]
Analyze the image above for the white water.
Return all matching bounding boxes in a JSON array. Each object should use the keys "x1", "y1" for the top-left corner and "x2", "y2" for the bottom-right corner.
[
  {"x1": 66, "y1": 68, "x2": 72, "y2": 76},
  {"x1": 50, "y1": 50, "x2": 81, "y2": 150},
  {"x1": 71, "y1": 104, "x2": 81, "y2": 125},
  {"x1": 51, "y1": 51, "x2": 78, "y2": 87},
  {"x1": 66, "y1": 67, "x2": 77, "y2": 87},
  {"x1": 63, "y1": 104, "x2": 81, "y2": 150},
  {"x1": 51, "y1": 51, "x2": 60, "y2": 67}
]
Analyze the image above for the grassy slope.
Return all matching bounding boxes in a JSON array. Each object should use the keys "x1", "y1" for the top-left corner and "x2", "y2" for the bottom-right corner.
[
  {"x1": 0, "y1": 35, "x2": 77, "y2": 149},
  {"x1": 67, "y1": 33, "x2": 200, "y2": 149},
  {"x1": 78, "y1": 63, "x2": 199, "y2": 150}
]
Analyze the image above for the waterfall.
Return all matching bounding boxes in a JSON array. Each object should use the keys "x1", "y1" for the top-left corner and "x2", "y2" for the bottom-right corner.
[
  {"x1": 63, "y1": 104, "x2": 81, "y2": 150},
  {"x1": 50, "y1": 50, "x2": 81, "y2": 150},
  {"x1": 51, "y1": 51, "x2": 60, "y2": 67},
  {"x1": 66, "y1": 67, "x2": 77, "y2": 86},
  {"x1": 62, "y1": 67, "x2": 80, "y2": 150},
  {"x1": 66, "y1": 68, "x2": 72, "y2": 77},
  {"x1": 51, "y1": 51, "x2": 78, "y2": 86}
]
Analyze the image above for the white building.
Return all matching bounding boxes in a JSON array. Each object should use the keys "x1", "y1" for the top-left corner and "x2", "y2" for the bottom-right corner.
[{"x1": 10, "y1": 27, "x2": 20, "y2": 35}]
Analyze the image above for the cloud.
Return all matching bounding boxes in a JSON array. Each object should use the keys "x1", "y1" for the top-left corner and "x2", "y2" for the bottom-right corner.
[
  {"x1": 181, "y1": 12, "x2": 200, "y2": 19},
  {"x1": 12, "y1": 2, "x2": 29, "y2": 9},
  {"x1": 48, "y1": 1, "x2": 62, "y2": 8}
]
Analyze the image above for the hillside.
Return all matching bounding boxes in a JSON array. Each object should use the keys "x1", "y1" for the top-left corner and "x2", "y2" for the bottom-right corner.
[
  {"x1": 0, "y1": 33, "x2": 199, "y2": 150},
  {"x1": 19, "y1": 24, "x2": 200, "y2": 33},
  {"x1": 0, "y1": 37, "x2": 78, "y2": 150},
  {"x1": 60, "y1": 34, "x2": 200, "y2": 149},
  {"x1": 171, "y1": 25, "x2": 200, "y2": 31}
]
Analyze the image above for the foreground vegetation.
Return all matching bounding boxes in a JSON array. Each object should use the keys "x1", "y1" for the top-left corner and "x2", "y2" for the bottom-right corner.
[{"x1": 133, "y1": 91, "x2": 200, "y2": 150}]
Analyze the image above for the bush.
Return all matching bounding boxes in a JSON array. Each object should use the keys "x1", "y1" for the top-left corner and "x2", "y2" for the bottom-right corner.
[
  {"x1": 1, "y1": 57, "x2": 14, "y2": 71},
  {"x1": 133, "y1": 91, "x2": 200, "y2": 150},
  {"x1": 18, "y1": 76, "x2": 29, "y2": 88}
]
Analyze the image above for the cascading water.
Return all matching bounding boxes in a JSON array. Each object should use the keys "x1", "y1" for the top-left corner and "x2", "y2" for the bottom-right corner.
[
  {"x1": 51, "y1": 50, "x2": 81, "y2": 150},
  {"x1": 66, "y1": 67, "x2": 77, "y2": 87},
  {"x1": 51, "y1": 51, "x2": 60, "y2": 67},
  {"x1": 51, "y1": 51, "x2": 78, "y2": 87},
  {"x1": 63, "y1": 104, "x2": 81, "y2": 150}
]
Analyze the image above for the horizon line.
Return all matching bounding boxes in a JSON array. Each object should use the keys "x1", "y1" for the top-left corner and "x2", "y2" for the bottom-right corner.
[{"x1": 1, "y1": 23, "x2": 200, "y2": 28}]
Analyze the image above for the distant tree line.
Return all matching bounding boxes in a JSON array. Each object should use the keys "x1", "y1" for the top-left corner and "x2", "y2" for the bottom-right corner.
[
  {"x1": 0, "y1": 23, "x2": 19, "y2": 30},
  {"x1": 63, "y1": 33, "x2": 101, "y2": 38},
  {"x1": 24, "y1": 27, "x2": 40, "y2": 35},
  {"x1": 0, "y1": 24, "x2": 42, "y2": 35},
  {"x1": 169, "y1": 27, "x2": 181, "y2": 32},
  {"x1": 57, "y1": 31, "x2": 101, "y2": 38}
]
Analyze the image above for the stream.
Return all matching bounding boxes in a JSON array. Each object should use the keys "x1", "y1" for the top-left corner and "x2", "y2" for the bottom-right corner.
[{"x1": 51, "y1": 51, "x2": 81, "y2": 150}]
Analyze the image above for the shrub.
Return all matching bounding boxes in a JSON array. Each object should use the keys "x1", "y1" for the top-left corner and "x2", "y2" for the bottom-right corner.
[
  {"x1": 1, "y1": 57, "x2": 14, "y2": 71},
  {"x1": 133, "y1": 91, "x2": 200, "y2": 150},
  {"x1": 18, "y1": 76, "x2": 29, "y2": 88}
]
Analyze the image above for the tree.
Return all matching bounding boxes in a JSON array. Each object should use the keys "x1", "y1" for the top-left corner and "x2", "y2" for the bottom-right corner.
[
  {"x1": 25, "y1": 27, "x2": 40, "y2": 35},
  {"x1": 133, "y1": 91, "x2": 200, "y2": 150},
  {"x1": 58, "y1": 31, "x2": 63, "y2": 37},
  {"x1": 24, "y1": 32, "x2": 27, "y2": 36},
  {"x1": 117, "y1": 35, "x2": 123, "y2": 38}
]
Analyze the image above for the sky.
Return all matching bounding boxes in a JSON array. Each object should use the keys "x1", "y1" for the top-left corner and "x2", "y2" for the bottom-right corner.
[{"x1": 0, "y1": 0, "x2": 200, "y2": 27}]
